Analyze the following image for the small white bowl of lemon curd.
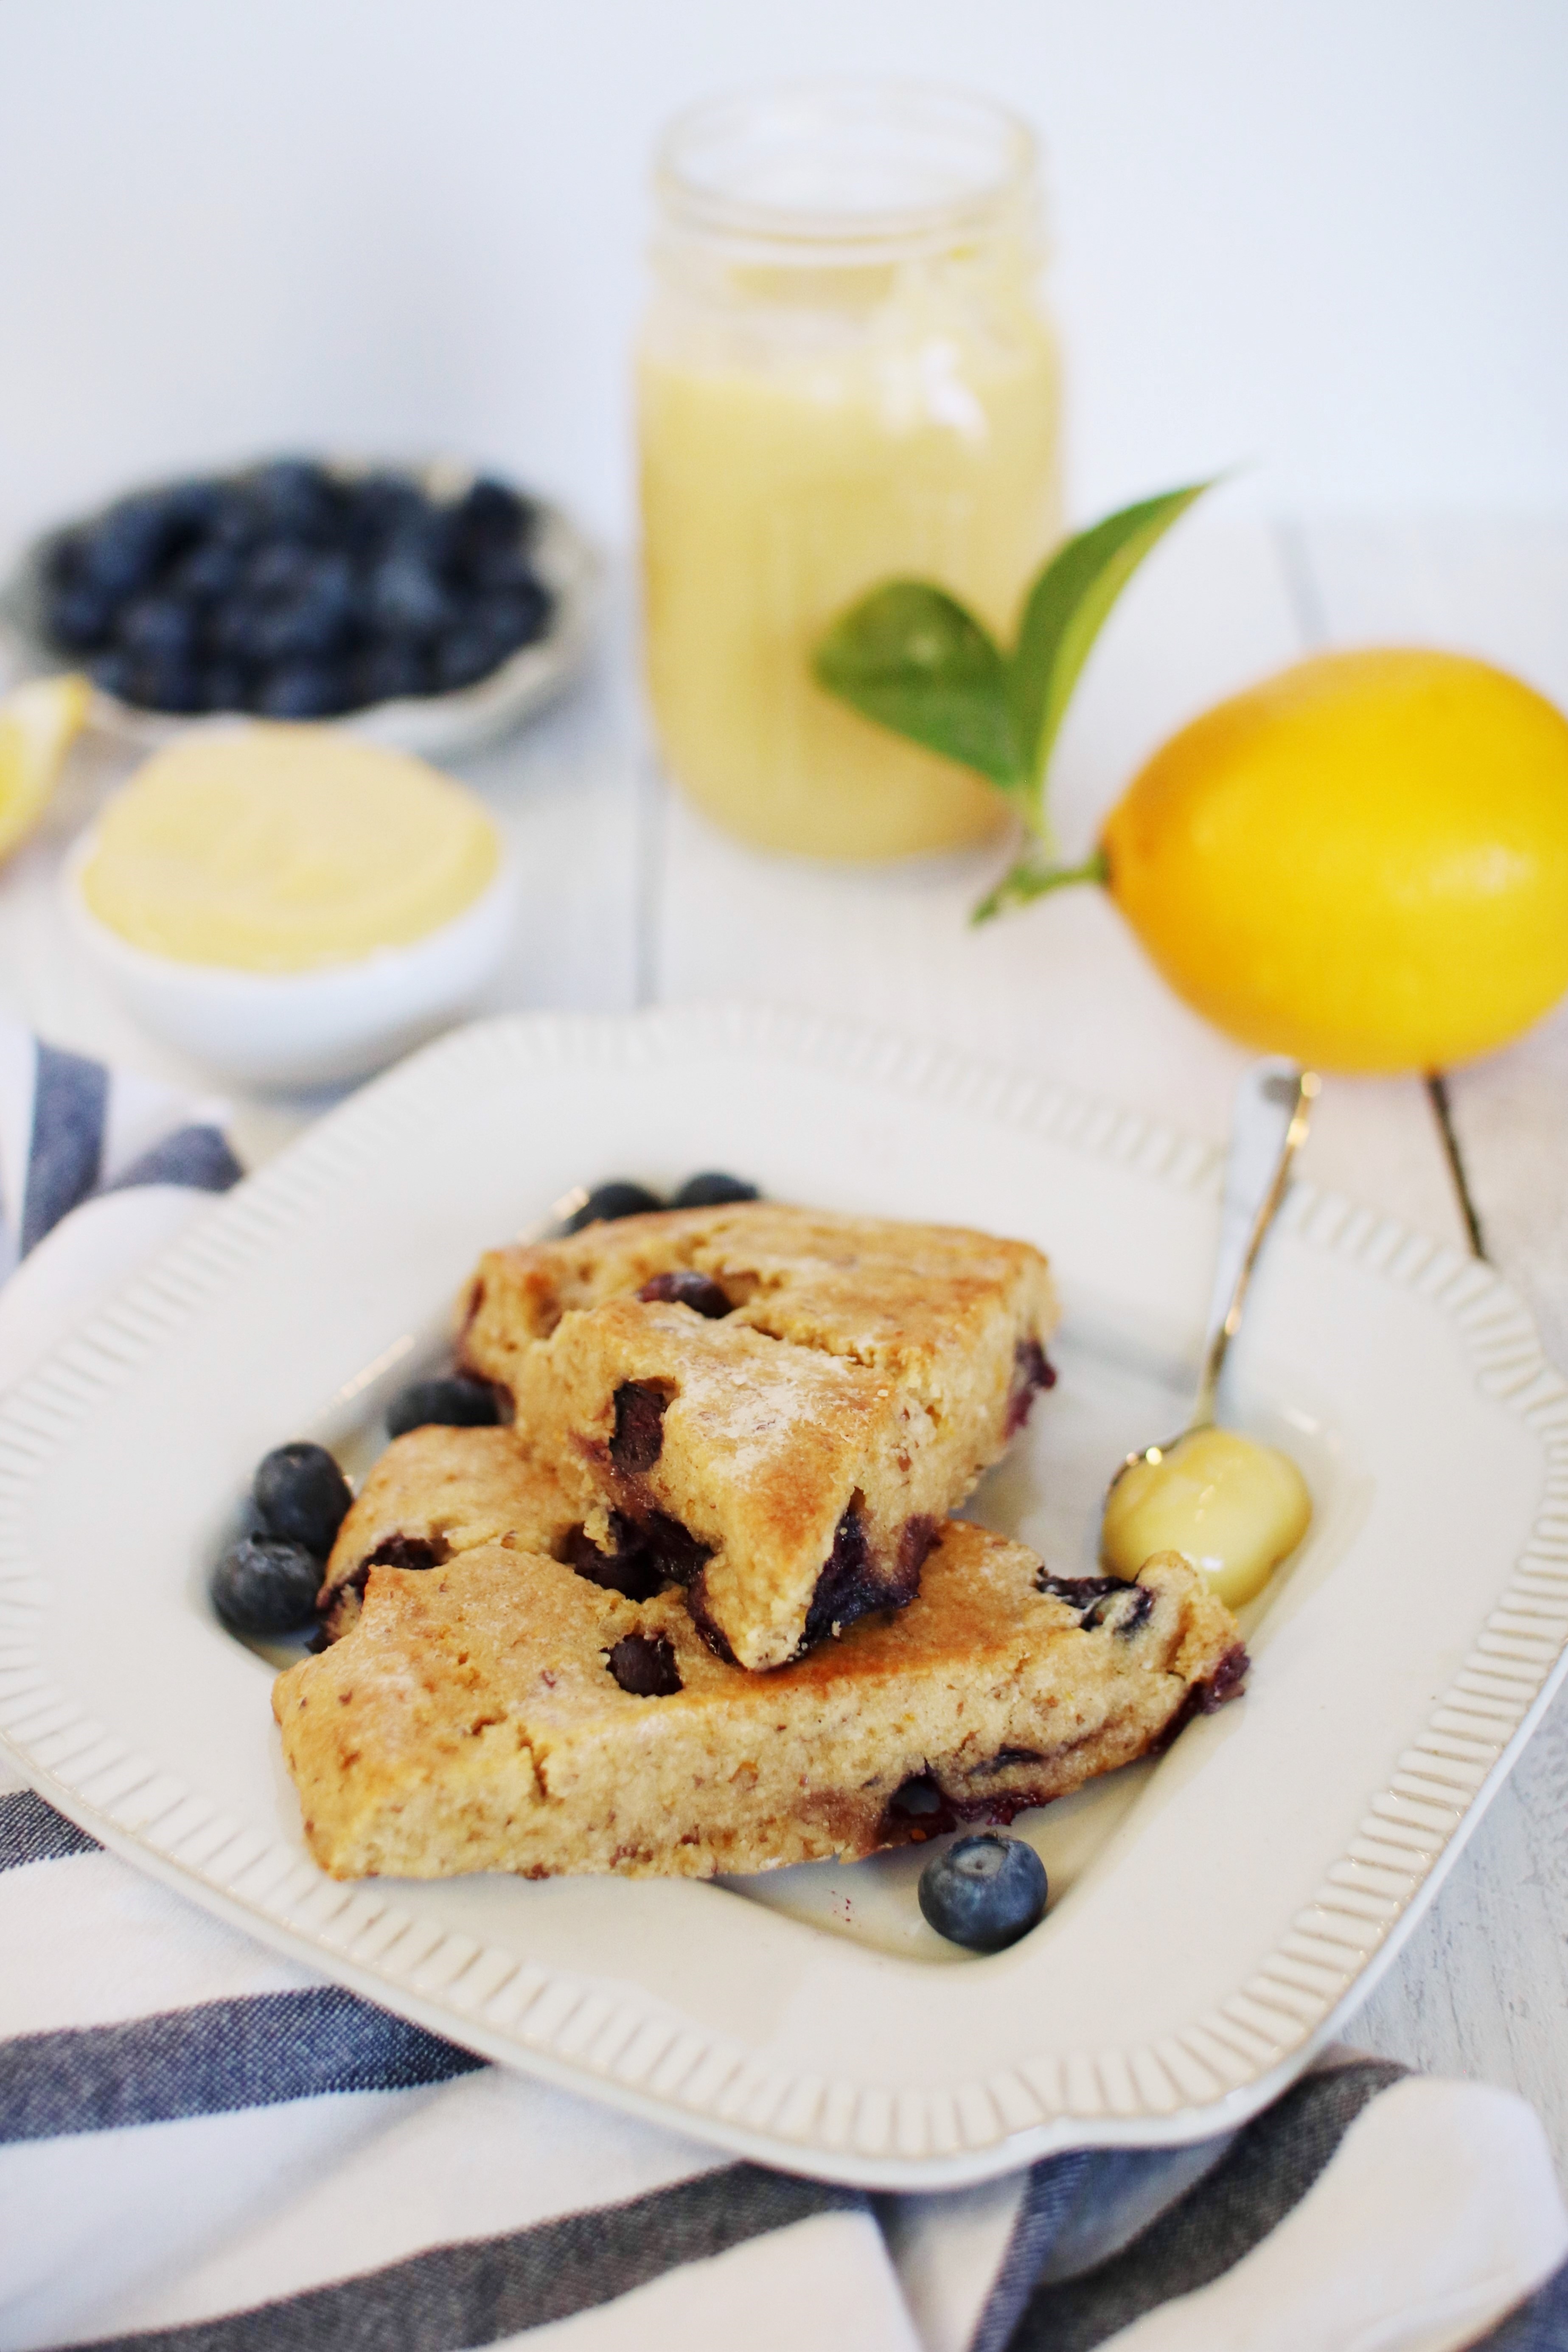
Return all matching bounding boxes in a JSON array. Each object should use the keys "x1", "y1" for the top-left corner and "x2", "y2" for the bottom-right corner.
[{"x1": 65, "y1": 726, "x2": 514, "y2": 1088}]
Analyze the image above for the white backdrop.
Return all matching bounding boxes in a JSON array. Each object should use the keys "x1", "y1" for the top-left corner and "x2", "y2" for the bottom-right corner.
[{"x1": 1, "y1": 0, "x2": 1565, "y2": 549}]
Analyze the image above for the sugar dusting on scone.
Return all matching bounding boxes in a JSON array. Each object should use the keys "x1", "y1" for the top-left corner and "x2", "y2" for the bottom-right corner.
[
  {"x1": 275, "y1": 1522, "x2": 1244, "y2": 1882},
  {"x1": 457, "y1": 1203, "x2": 1059, "y2": 1670}
]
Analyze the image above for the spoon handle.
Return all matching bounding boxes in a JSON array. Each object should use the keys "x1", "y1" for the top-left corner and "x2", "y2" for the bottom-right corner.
[{"x1": 1191, "y1": 1059, "x2": 1319, "y2": 1430}]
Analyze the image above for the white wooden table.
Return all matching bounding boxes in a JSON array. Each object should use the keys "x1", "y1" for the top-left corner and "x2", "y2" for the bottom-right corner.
[{"x1": 3, "y1": 508, "x2": 1565, "y2": 2170}]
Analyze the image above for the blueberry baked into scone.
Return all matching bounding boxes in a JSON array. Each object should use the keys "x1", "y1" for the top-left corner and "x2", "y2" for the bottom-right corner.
[
  {"x1": 457, "y1": 1204, "x2": 1060, "y2": 1670},
  {"x1": 275, "y1": 1500, "x2": 1245, "y2": 1882}
]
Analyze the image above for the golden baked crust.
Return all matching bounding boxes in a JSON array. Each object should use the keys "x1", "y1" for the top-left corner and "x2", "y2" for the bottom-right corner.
[
  {"x1": 318, "y1": 1426, "x2": 580, "y2": 1640},
  {"x1": 274, "y1": 1527, "x2": 1244, "y2": 1882},
  {"x1": 458, "y1": 1204, "x2": 1059, "y2": 1670}
]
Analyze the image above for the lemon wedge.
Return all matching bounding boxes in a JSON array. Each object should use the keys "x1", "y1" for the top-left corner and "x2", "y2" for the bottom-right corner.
[{"x1": 0, "y1": 674, "x2": 92, "y2": 864}]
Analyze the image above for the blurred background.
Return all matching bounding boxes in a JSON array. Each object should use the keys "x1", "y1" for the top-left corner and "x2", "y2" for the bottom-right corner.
[{"x1": 2, "y1": 0, "x2": 1565, "y2": 550}]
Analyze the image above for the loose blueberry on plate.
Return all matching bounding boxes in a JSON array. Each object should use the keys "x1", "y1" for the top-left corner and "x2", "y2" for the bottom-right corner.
[
  {"x1": 211, "y1": 1534, "x2": 322, "y2": 1635},
  {"x1": 567, "y1": 1180, "x2": 665, "y2": 1231},
  {"x1": 671, "y1": 1171, "x2": 760, "y2": 1209},
  {"x1": 386, "y1": 1373, "x2": 503, "y2": 1440},
  {"x1": 918, "y1": 1833, "x2": 1048, "y2": 1953},
  {"x1": 252, "y1": 1442, "x2": 353, "y2": 1556}
]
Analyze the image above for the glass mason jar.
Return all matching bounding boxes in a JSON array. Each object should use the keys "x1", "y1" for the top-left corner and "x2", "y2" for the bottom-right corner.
[{"x1": 638, "y1": 81, "x2": 1062, "y2": 862}]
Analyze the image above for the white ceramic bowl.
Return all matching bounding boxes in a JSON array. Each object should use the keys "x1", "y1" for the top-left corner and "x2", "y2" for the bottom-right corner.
[
  {"x1": 0, "y1": 462, "x2": 601, "y2": 761},
  {"x1": 64, "y1": 829, "x2": 516, "y2": 1089}
]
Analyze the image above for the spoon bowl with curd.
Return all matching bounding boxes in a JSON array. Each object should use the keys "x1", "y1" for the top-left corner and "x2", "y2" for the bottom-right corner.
[{"x1": 1100, "y1": 1061, "x2": 1318, "y2": 1607}]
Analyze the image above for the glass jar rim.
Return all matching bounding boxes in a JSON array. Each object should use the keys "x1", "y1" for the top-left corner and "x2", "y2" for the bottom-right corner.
[{"x1": 654, "y1": 79, "x2": 1039, "y2": 262}]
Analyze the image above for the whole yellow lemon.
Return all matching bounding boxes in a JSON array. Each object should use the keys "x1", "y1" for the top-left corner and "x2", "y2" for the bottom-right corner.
[{"x1": 1101, "y1": 648, "x2": 1568, "y2": 1072}]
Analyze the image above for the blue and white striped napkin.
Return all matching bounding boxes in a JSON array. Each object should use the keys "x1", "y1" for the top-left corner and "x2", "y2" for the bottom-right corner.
[
  {"x1": 0, "y1": 1027, "x2": 240, "y2": 1395},
  {"x1": 2, "y1": 1026, "x2": 1566, "y2": 2352}
]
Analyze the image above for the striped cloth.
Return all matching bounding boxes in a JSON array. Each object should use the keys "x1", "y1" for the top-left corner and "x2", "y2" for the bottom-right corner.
[{"x1": 2, "y1": 1029, "x2": 1567, "y2": 2352}]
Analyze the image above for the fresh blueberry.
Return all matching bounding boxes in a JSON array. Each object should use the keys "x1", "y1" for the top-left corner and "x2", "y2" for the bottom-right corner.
[
  {"x1": 248, "y1": 459, "x2": 342, "y2": 543},
  {"x1": 170, "y1": 540, "x2": 246, "y2": 603},
  {"x1": 208, "y1": 596, "x2": 269, "y2": 664},
  {"x1": 670, "y1": 1172, "x2": 760, "y2": 1210},
  {"x1": 211, "y1": 1534, "x2": 322, "y2": 1635},
  {"x1": 252, "y1": 558, "x2": 357, "y2": 663},
  {"x1": 454, "y1": 544, "x2": 531, "y2": 596},
  {"x1": 42, "y1": 530, "x2": 91, "y2": 592},
  {"x1": 386, "y1": 1374, "x2": 503, "y2": 1440},
  {"x1": 255, "y1": 660, "x2": 353, "y2": 718},
  {"x1": 477, "y1": 580, "x2": 552, "y2": 657},
  {"x1": 46, "y1": 581, "x2": 117, "y2": 651},
  {"x1": 344, "y1": 472, "x2": 425, "y2": 555},
  {"x1": 157, "y1": 478, "x2": 225, "y2": 540},
  {"x1": 199, "y1": 660, "x2": 250, "y2": 713},
  {"x1": 243, "y1": 541, "x2": 317, "y2": 601},
  {"x1": 454, "y1": 476, "x2": 531, "y2": 553},
  {"x1": 917, "y1": 1833, "x2": 1048, "y2": 1953},
  {"x1": 567, "y1": 1181, "x2": 665, "y2": 1231},
  {"x1": 89, "y1": 649, "x2": 136, "y2": 700},
  {"x1": 75, "y1": 497, "x2": 177, "y2": 598},
  {"x1": 116, "y1": 596, "x2": 201, "y2": 663},
  {"x1": 207, "y1": 488, "x2": 264, "y2": 552},
  {"x1": 253, "y1": 1442, "x2": 353, "y2": 1556},
  {"x1": 355, "y1": 641, "x2": 430, "y2": 705},
  {"x1": 126, "y1": 656, "x2": 205, "y2": 714},
  {"x1": 432, "y1": 626, "x2": 497, "y2": 692},
  {"x1": 370, "y1": 552, "x2": 452, "y2": 640}
]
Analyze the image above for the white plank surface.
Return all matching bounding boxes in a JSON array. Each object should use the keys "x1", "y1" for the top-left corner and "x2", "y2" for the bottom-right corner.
[
  {"x1": 1293, "y1": 516, "x2": 1568, "y2": 2166},
  {"x1": 1, "y1": 511, "x2": 1564, "y2": 2170}
]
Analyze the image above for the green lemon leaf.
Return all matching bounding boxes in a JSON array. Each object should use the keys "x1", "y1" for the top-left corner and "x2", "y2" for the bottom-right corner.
[
  {"x1": 813, "y1": 581, "x2": 1022, "y2": 791},
  {"x1": 1007, "y1": 480, "x2": 1215, "y2": 828}
]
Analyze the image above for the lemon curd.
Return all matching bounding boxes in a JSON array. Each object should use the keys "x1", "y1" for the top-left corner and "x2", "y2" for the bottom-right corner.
[
  {"x1": 81, "y1": 727, "x2": 500, "y2": 972},
  {"x1": 639, "y1": 84, "x2": 1062, "y2": 861},
  {"x1": 1101, "y1": 1426, "x2": 1312, "y2": 1611}
]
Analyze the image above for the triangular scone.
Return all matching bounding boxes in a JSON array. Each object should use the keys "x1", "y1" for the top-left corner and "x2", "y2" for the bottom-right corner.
[
  {"x1": 275, "y1": 1524, "x2": 1245, "y2": 1882},
  {"x1": 457, "y1": 1203, "x2": 1060, "y2": 1670},
  {"x1": 317, "y1": 1425, "x2": 582, "y2": 1640}
]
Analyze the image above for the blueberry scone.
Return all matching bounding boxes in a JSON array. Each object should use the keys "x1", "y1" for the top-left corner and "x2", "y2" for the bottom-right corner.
[
  {"x1": 317, "y1": 1423, "x2": 743, "y2": 1643},
  {"x1": 275, "y1": 1519, "x2": 1245, "y2": 1882},
  {"x1": 316, "y1": 1425, "x2": 583, "y2": 1642},
  {"x1": 457, "y1": 1203, "x2": 1059, "y2": 1670}
]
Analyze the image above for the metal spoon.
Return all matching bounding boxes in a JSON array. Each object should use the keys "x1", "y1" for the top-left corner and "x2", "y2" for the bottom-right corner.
[{"x1": 1109, "y1": 1057, "x2": 1319, "y2": 1496}]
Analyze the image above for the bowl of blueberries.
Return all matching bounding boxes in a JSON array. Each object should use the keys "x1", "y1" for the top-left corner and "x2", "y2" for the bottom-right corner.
[{"x1": 0, "y1": 455, "x2": 600, "y2": 758}]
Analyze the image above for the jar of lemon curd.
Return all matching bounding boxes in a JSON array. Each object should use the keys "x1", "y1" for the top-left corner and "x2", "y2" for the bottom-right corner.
[{"x1": 638, "y1": 82, "x2": 1063, "y2": 861}]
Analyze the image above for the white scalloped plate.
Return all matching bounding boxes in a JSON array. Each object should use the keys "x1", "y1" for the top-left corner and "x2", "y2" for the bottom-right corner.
[{"x1": 1, "y1": 1006, "x2": 1565, "y2": 2188}]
